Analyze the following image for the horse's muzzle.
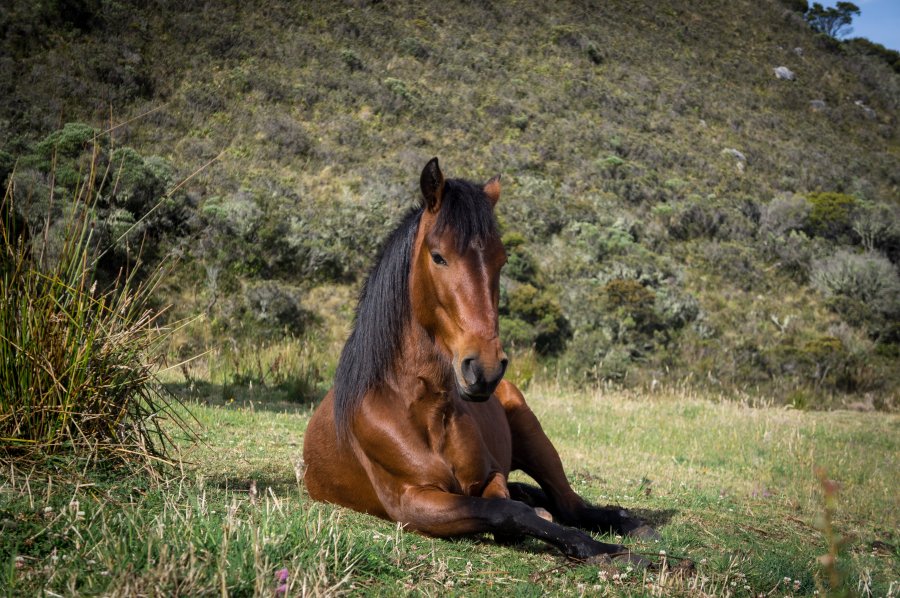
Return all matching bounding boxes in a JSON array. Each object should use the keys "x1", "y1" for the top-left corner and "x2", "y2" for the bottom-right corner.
[{"x1": 458, "y1": 354, "x2": 508, "y2": 401}]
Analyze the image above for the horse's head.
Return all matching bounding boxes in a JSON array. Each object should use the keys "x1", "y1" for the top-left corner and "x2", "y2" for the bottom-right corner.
[{"x1": 410, "y1": 158, "x2": 508, "y2": 402}]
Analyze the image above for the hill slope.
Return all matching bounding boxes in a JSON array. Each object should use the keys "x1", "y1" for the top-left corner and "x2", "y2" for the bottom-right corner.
[{"x1": 2, "y1": 0, "x2": 898, "y2": 406}]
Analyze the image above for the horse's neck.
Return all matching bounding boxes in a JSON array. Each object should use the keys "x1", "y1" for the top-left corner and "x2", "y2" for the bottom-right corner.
[{"x1": 392, "y1": 320, "x2": 455, "y2": 403}]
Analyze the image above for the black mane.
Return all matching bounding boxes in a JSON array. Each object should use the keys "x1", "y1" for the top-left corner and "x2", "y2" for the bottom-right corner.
[{"x1": 332, "y1": 178, "x2": 499, "y2": 442}]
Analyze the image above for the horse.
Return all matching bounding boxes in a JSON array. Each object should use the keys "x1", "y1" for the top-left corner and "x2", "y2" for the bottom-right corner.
[{"x1": 303, "y1": 158, "x2": 657, "y2": 562}]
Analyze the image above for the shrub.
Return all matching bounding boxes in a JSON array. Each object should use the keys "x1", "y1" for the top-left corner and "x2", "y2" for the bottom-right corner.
[
  {"x1": 505, "y1": 283, "x2": 570, "y2": 355},
  {"x1": 852, "y1": 201, "x2": 900, "y2": 261},
  {"x1": 845, "y1": 37, "x2": 900, "y2": 73},
  {"x1": 768, "y1": 230, "x2": 819, "y2": 282},
  {"x1": 806, "y1": 192, "x2": 858, "y2": 242},
  {"x1": 257, "y1": 113, "x2": 313, "y2": 158},
  {"x1": 499, "y1": 233, "x2": 570, "y2": 355},
  {"x1": 667, "y1": 196, "x2": 757, "y2": 242},
  {"x1": 239, "y1": 280, "x2": 314, "y2": 337},
  {"x1": 761, "y1": 194, "x2": 810, "y2": 237},
  {"x1": 109, "y1": 147, "x2": 169, "y2": 214},
  {"x1": 502, "y1": 232, "x2": 538, "y2": 283},
  {"x1": 811, "y1": 249, "x2": 900, "y2": 341}
]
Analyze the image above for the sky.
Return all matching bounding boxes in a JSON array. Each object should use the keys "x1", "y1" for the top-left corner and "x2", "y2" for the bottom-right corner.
[{"x1": 827, "y1": 0, "x2": 900, "y2": 50}]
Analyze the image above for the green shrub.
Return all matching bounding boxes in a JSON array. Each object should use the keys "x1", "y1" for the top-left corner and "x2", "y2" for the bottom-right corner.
[
  {"x1": 340, "y1": 48, "x2": 364, "y2": 71},
  {"x1": 499, "y1": 233, "x2": 570, "y2": 355},
  {"x1": 109, "y1": 147, "x2": 168, "y2": 213},
  {"x1": 668, "y1": 196, "x2": 757, "y2": 242},
  {"x1": 844, "y1": 37, "x2": 900, "y2": 73},
  {"x1": 236, "y1": 280, "x2": 315, "y2": 338},
  {"x1": 604, "y1": 278, "x2": 655, "y2": 315},
  {"x1": 806, "y1": 192, "x2": 858, "y2": 242},
  {"x1": 502, "y1": 232, "x2": 538, "y2": 283},
  {"x1": 501, "y1": 283, "x2": 570, "y2": 355}
]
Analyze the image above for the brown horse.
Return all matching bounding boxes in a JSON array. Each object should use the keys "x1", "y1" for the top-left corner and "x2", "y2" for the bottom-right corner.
[{"x1": 303, "y1": 158, "x2": 657, "y2": 561}]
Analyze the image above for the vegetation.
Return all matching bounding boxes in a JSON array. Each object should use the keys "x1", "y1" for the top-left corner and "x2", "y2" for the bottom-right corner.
[
  {"x1": 2, "y1": 386, "x2": 897, "y2": 595},
  {"x1": 0, "y1": 155, "x2": 188, "y2": 472},
  {"x1": 1, "y1": 2, "x2": 897, "y2": 593},
  {"x1": 1, "y1": 0, "x2": 898, "y2": 409},
  {"x1": 805, "y1": 2, "x2": 861, "y2": 39}
]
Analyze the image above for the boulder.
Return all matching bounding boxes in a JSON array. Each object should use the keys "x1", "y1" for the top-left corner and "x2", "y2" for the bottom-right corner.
[{"x1": 774, "y1": 66, "x2": 795, "y2": 80}]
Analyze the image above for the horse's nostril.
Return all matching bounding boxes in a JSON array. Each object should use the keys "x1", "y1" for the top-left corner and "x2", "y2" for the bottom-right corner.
[{"x1": 461, "y1": 357, "x2": 479, "y2": 386}]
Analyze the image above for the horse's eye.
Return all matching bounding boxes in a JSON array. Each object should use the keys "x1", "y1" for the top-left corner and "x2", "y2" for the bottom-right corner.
[{"x1": 431, "y1": 252, "x2": 448, "y2": 266}]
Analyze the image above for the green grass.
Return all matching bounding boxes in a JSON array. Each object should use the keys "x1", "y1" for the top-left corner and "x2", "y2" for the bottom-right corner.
[{"x1": 2, "y1": 385, "x2": 897, "y2": 596}]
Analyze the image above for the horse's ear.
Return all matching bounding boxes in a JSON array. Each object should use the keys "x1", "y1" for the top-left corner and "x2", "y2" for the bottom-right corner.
[
  {"x1": 484, "y1": 174, "x2": 501, "y2": 206},
  {"x1": 420, "y1": 157, "x2": 444, "y2": 212}
]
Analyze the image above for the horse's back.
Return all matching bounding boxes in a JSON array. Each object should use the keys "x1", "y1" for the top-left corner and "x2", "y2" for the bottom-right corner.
[{"x1": 302, "y1": 390, "x2": 387, "y2": 518}]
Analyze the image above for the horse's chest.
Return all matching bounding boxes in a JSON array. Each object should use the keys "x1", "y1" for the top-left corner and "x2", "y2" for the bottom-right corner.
[{"x1": 438, "y1": 404, "x2": 511, "y2": 496}]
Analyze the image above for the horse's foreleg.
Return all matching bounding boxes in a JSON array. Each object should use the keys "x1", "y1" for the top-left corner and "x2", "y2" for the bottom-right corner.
[
  {"x1": 396, "y1": 487, "x2": 626, "y2": 561},
  {"x1": 497, "y1": 382, "x2": 658, "y2": 539}
]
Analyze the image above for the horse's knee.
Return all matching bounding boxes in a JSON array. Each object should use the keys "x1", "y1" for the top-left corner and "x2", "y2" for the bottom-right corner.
[{"x1": 494, "y1": 379, "x2": 527, "y2": 413}]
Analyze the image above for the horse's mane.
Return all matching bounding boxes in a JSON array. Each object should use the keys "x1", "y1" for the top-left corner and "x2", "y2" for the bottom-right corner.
[{"x1": 333, "y1": 178, "x2": 499, "y2": 442}]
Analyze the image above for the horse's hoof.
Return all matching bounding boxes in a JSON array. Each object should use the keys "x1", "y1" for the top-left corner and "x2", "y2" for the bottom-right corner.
[
  {"x1": 584, "y1": 553, "x2": 613, "y2": 565},
  {"x1": 627, "y1": 524, "x2": 662, "y2": 541}
]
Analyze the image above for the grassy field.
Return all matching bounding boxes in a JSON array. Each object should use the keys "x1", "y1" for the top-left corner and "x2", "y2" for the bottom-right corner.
[{"x1": 2, "y1": 384, "x2": 897, "y2": 596}]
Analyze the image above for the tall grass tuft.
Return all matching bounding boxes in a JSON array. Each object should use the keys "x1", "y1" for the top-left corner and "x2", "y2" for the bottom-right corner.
[{"x1": 0, "y1": 157, "x2": 190, "y2": 474}]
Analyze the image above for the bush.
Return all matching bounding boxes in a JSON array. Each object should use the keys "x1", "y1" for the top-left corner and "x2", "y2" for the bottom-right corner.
[
  {"x1": 502, "y1": 283, "x2": 570, "y2": 355},
  {"x1": 11, "y1": 126, "x2": 190, "y2": 281},
  {"x1": 238, "y1": 280, "x2": 314, "y2": 338},
  {"x1": 499, "y1": 231, "x2": 571, "y2": 355},
  {"x1": 806, "y1": 192, "x2": 858, "y2": 242},
  {"x1": 502, "y1": 232, "x2": 538, "y2": 283},
  {"x1": 667, "y1": 195, "x2": 757, "y2": 242},
  {"x1": 761, "y1": 194, "x2": 810, "y2": 237},
  {"x1": 845, "y1": 37, "x2": 900, "y2": 73},
  {"x1": 852, "y1": 201, "x2": 900, "y2": 261},
  {"x1": 811, "y1": 249, "x2": 900, "y2": 341}
]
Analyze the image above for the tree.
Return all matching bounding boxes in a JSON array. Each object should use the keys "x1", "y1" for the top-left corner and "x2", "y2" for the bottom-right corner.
[{"x1": 806, "y1": 2, "x2": 861, "y2": 39}]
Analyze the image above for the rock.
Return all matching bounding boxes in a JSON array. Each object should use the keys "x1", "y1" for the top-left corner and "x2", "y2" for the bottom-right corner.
[
  {"x1": 809, "y1": 99, "x2": 826, "y2": 111},
  {"x1": 722, "y1": 148, "x2": 747, "y2": 162},
  {"x1": 854, "y1": 100, "x2": 876, "y2": 119},
  {"x1": 774, "y1": 66, "x2": 795, "y2": 80},
  {"x1": 793, "y1": 47, "x2": 804, "y2": 56}
]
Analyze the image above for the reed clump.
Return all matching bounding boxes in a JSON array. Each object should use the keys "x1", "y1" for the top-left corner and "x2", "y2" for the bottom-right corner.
[{"x1": 0, "y1": 155, "x2": 189, "y2": 474}]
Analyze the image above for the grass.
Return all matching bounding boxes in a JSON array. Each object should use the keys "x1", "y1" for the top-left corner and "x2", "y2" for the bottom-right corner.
[{"x1": 2, "y1": 384, "x2": 897, "y2": 596}]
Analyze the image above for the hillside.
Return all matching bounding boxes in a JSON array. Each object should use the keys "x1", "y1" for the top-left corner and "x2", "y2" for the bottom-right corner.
[{"x1": 2, "y1": 0, "x2": 899, "y2": 407}]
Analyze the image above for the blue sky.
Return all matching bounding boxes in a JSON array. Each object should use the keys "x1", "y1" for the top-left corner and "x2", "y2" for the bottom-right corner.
[{"x1": 825, "y1": 0, "x2": 900, "y2": 50}]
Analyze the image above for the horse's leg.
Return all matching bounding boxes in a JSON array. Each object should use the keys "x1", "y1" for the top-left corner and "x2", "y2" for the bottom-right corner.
[
  {"x1": 397, "y1": 486, "x2": 629, "y2": 561},
  {"x1": 303, "y1": 392, "x2": 388, "y2": 518},
  {"x1": 507, "y1": 481, "x2": 552, "y2": 509},
  {"x1": 495, "y1": 381, "x2": 659, "y2": 539}
]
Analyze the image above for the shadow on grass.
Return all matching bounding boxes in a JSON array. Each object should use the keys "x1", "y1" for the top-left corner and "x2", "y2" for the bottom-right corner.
[{"x1": 162, "y1": 380, "x2": 326, "y2": 414}]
